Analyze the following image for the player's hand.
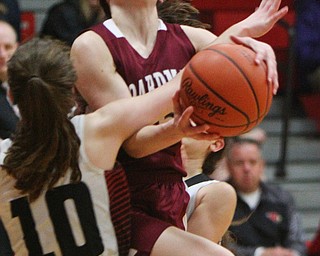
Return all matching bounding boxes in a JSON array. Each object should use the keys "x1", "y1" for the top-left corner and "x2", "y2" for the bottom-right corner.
[
  {"x1": 239, "y1": 0, "x2": 288, "y2": 38},
  {"x1": 172, "y1": 91, "x2": 221, "y2": 141},
  {"x1": 230, "y1": 35, "x2": 279, "y2": 95}
]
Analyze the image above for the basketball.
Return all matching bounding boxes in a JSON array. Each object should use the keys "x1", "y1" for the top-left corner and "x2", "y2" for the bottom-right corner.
[{"x1": 180, "y1": 43, "x2": 273, "y2": 137}]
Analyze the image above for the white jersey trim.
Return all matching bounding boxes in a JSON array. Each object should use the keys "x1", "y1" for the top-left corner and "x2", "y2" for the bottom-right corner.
[{"x1": 102, "y1": 18, "x2": 167, "y2": 38}]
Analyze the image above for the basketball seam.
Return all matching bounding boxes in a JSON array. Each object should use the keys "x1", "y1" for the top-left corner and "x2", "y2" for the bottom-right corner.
[
  {"x1": 262, "y1": 79, "x2": 272, "y2": 118},
  {"x1": 189, "y1": 61, "x2": 251, "y2": 129},
  {"x1": 192, "y1": 112, "x2": 263, "y2": 128},
  {"x1": 207, "y1": 47, "x2": 261, "y2": 123}
]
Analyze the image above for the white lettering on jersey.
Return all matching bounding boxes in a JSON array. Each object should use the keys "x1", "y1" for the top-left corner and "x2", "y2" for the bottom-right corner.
[
  {"x1": 146, "y1": 75, "x2": 155, "y2": 92},
  {"x1": 128, "y1": 69, "x2": 179, "y2": 96}
]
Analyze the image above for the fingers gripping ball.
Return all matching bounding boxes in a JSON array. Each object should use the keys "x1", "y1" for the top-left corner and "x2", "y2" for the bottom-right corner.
[{"x1": 180, "y1": 44, "x2": 273, "y2": 137}]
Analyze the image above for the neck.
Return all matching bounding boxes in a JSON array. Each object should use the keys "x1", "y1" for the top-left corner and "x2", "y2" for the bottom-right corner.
[
  {"x1": 183, "y1": 158, "x2": 205, "y2": 179},
  {"x1": 110, "y1": 3, "x2": 159, "y2": 45}
]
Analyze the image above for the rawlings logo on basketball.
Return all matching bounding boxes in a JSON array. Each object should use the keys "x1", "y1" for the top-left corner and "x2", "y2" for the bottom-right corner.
[
  {"x1": 182, "y1": 78, "x2": 226, "y2": 117},
  {"x1": 180, "y1": 43, "x2": 273, "y2": 137}
]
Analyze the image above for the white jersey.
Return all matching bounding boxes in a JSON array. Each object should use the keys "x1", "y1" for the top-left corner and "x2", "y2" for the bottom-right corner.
[{"x1": 0, "y1": 115, "x2": 118, "y2": 256}]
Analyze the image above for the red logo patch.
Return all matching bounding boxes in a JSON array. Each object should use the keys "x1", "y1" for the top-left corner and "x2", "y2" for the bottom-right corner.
[{"x1": 266, "y1": 211, "x2": 283, "y2": 223}]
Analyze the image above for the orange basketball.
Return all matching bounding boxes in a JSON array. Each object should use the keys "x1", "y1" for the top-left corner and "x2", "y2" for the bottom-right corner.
[{"x1": 180, "y1": 43, "x2": 273, "y2": 137}]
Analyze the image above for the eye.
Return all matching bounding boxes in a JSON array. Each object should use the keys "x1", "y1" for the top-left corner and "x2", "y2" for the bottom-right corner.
[{"x1": 4, "y1": 43, "x2": 14, "y2": 51}]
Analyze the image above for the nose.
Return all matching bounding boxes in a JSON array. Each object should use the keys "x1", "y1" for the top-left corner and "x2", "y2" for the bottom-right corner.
[{"x1": 242, "y1": 161, "x2": 252, "y2": 172}]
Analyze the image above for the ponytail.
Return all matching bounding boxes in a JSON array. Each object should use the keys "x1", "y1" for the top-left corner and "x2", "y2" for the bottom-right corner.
[{"x1": 3, "y1": 38, "x2": 81, "y2": 201}]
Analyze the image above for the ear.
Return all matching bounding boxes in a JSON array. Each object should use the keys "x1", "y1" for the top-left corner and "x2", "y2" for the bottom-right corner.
[{"x1": 209, "y1": 138, "x2": 225, "y2": 152}]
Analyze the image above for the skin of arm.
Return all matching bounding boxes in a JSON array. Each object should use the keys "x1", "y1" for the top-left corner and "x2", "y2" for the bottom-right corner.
[
  {"x1": 184, "y1": 0, "x2": 289, "y2": 51},
  {"x1": 122, "y1": 92, "x2": 221, "y2": 158},
  {"x1": 71, "y1": 31, "x2": 133, "y2": 112},
  {"x1": 83, "y1": 81, "x2": 181, "y2": 170},
  {"x1": 71, "y1": 0, "x2": 287, "y2": 159},
  {"x1": 71, "y1": 0, "x2": 288, "y2": 111}
]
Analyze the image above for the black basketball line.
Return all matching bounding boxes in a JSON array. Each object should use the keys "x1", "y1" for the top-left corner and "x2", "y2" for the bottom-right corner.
[
  {"x1": 192, "y1": 113, "x2": 249, "y2": 133},
  {"x1": 206, "y1": 47, "x2": 261, "y2": 124},
  {"x1": 192, "y1": 110, "x2": 261, "y2": 129},
  {"x1": 260, "y1": 78, "x2": 272, "y2": 119},
  {"x1": 189, "y1": 60, "x2": 251, "y2": 129}
]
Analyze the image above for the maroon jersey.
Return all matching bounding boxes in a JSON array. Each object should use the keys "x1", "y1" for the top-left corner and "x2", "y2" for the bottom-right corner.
[{"x1": 91, "y1": 19, "x2": 195, "y2": 177}]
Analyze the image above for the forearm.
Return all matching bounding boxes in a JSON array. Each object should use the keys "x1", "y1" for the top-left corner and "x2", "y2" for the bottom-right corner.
[
  {"x1": 122, "y1": 119, "x2": 182, "y2": 158},
  {"x1": 212, "y1": 23, "x2": 249, "y2": 47},
  {"x1": 207, "y1": 0, "x2": 289, "y2": 47}
]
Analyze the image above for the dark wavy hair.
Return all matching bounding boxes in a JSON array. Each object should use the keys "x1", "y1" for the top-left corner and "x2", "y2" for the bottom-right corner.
[
  {"x1": 157, "y1": 0, "x2": 210, "y2": 29},
  {"x1": 99, "y1": 0, "x2": 210, "y2": 29},
  {"x1": 2, "y1": 38, "x2": 81, "y2": 201}
]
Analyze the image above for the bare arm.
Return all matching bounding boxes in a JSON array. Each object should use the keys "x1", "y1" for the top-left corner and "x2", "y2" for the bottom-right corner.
[
  {"x1": 83, "y1": 77, "x2": 180, "y2": 170},
  {"x1": 71, "y1": 30, "x2": 192, "y2": 162},
  {"x1": 183, "y1": 0, "x2": 289, "y2": 51},
  {"x1": 181, "y1": 0, "x2": 287, "y2": 94},
  {"x1": 122, "y1": 0, "x2": 288, "y2": 157},
  {"x1": 123, "y1": 92, "x2": 221, "y2": 158},
  {"x1": 71, "y1": 31, "x2": 132, "y2": 111}
]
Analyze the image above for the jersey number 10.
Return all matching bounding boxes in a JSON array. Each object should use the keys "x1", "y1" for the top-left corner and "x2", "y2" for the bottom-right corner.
[{"x1": 8, "y1": 182, "x2": 104, "y2": 256}]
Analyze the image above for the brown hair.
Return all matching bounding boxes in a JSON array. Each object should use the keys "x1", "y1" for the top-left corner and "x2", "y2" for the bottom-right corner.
[
  {"x1": 99, "y1": 0, "x2": 111, "y2": 18},
  {"x1": 80, "y1": 0, "x2": 105, "y2": 23},
  {"x1": 202, "y1": 149, "x2": 225, "y2": 176},
  {"x1": 157, "y1": 0, "x2": 210, "y2": 29},
  {"x1": 2, "y1": 38, "x2": 81, "y2": 201},
  {"x1": 99, "y1": 0, "x2": 210, "y2": 29}
]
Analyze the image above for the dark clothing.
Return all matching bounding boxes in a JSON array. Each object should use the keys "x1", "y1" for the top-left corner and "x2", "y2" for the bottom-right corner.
[
  {"x1": 185, "y1": 173, "x2": 211, "y2": 187},
  {"x1": 0, "y1": 85, "x2": 18, "y2": 139},
  {"x1": 228, "y1": 181, "x2": 307, "y2": 256},
  {"x1": 295, "y1": 0, "x2": 320, "y2": 93},
  {"x1": 41, "y1": 0, "x2": 103, "y2": 45},
  {"x1": 0, "y1": 0, "x2": 21, "y2": 41},
  {"x1": 0, "y1": 219, "x2": 13, "y2": 256}
]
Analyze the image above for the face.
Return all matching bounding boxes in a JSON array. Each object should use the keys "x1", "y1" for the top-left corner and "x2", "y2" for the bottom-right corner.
[
  {"x1": 182, "y1": 137, "x2": 213, "y2": 155},
  {"x1": 0, "y1": 22, "x2": 18, "y2": 81},
  {"x1": 227, "y1": 142, "x2": 264, "y2": 193},
  {"x1": 181, "y1": 137, "x2": 225, "y2": 158}
]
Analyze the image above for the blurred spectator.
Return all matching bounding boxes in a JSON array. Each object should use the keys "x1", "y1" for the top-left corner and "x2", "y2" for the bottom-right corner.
[
  {"x1": 0, "y1": 19, "x2": 18, "y2": 256},
  {"x1": 226, "y1": 137, "x2": 307, "y2": 256},
  {"x1": 0, "y1": 20, "x2": 19, "y2": 140},
  {"x1": 308, "y1": 221, "x2": 320, "y2": 256},
  {"x1": 210, "y1": 127, "x2": 267, "y2": 181},
  {"x1": 0, "y1": 0, "x2": 20, "y2": 41},
  {"x1": 41, "y1": 0, "x2": 105, "y2": 45},
  {"x1": 295, "y1": 0, "x2": 320, "y2": 94}
]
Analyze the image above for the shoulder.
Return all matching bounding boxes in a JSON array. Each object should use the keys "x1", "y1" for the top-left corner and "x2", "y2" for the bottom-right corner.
[
  {"x1": 71, "y1": 30, "x2": 112, "y2": 60},
  {"x1": 72, "y1": 30, "x2": 104, "y2": 48},
  {"x1": 180, "y1": 25, "x2": 217, "y2": 52},
  {"x1": 71, "y1": 29, "x2": 115, "y2": 81}
]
